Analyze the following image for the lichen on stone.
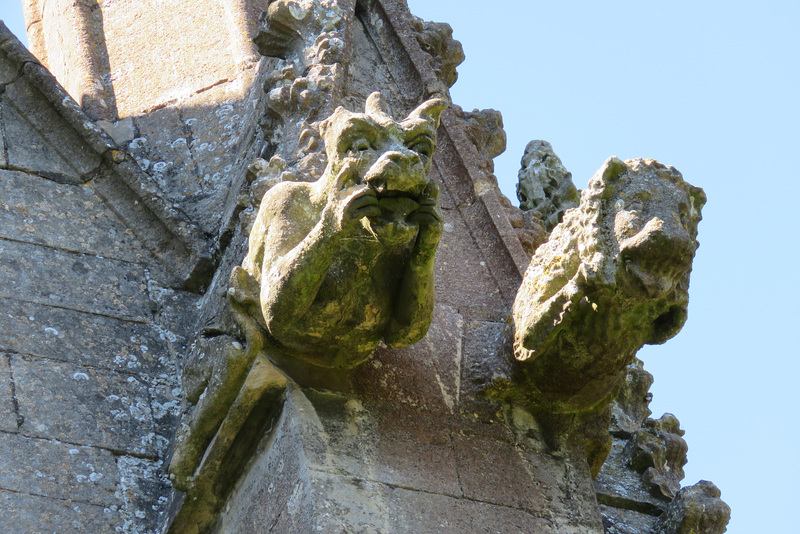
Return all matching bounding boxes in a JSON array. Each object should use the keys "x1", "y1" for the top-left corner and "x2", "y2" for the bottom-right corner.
[{"x1": 506, "y1": 157, "x2": 706, "y2": 414}]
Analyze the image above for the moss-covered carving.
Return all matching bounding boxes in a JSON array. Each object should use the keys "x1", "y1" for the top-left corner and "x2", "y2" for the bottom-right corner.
[
  {"x1": 167, "y1": 92, "x2": 445, "y2": 532},
  {"x1": 507, "y1": 157, "x2": 706, "y2": 414},
  {"x1": 654, "y1": 481, "x2": 731, "y2": 534},
  {"x1": 230, "y1": 91, "x2": 446, "y2": 369}
]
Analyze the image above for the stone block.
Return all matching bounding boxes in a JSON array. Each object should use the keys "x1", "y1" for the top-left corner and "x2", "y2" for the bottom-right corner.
[
  {"x1": 2, "y1": 99, "x2": 80, "y2": 183},
  {"x1": 0, "y1": 169, "x2": 154, "y2": 261},
  {"x1": 367, "y1": 408, "x2": 462, "y2": 495},
  {"x1": 302, "y1": 391, "x2": 463, "y2": 496},
  {"x1": 530, "y1": 445, "x2": 604, "y2": 532},
  {"x1": 12, "y1": 354, "x2": 156, "y2": 456},
  {"x1": 599, "y1": 505, "x2": 658, "y2": 534},
  {"x1": 0, "y1": 54, "x2": 18, "y2": 86},
  {"x1": 216, "y1": 403, "x2": 308, "y2": 533},
  {"x1": 595, "y1": 436, "x2": 671, "y2": 514},
  {"x1": 0, "y1": 121, "x2": 6, "y2": 169},
  {"x1": 386, "y1": 485, "x2": 554, "y2": 533},
  {"x1": 0, "y1": 488, "x2": 121, "y2": 534},
  {"x1": 306, "y1": 470, "x2": 395, "y2": 532},
  {"x1": 0, "y1": 298, "x2": 168, "y2": 374},
  {"x1": 433, "y1": 129, "x2": 477, "y2": 209},
  {"x1": 148, "y1": 375, "x2": 182, "y2": 455},
  {"x1": 316, "y1": 472, "x2": 553, "y2": 534},
  {"x1": 4, "y1": 77, "x2": 100, "y2": 179},
  {"x1": 126, "y1": 106, "x2": 196, "y2": 195},
  {"x1": 0, "y1": 355, "x2": 16, "y2": 432},
  {"x1": 351, "y1": 303, "x2": 463, "y2": 413},
  {"x1": 461, "y1": 198, "x2": 523, "y2": 304},
  {"x1": 0, "y1": 239, "x2": 151, "y2": 321},
  {"x1": 0, "y1": 432, "x2": 119, "y2": 506},
  {"x1": 451, "y1": 423, "x2": 553, "y2": 513},
  {"x1": 116, "y1": 456, "x2": 174, "y2": 534},
  {"x1": 101, "y1": 0, "x2": 252, "y2": 117},
  {"x1": 434, "y1": 206, "x2": 507, "y2": 320},
  {"x1": 459, "y1": 319, "x2": 510, "y2": 420}
]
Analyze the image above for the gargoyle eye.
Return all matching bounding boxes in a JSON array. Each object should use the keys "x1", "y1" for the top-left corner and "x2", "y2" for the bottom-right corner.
[
  {"x1": 408, "y1": 136, "x2": 434, "y2": 158},
  {"x1": 349, "y1": 138, "x2": 372, "y2": 153}
]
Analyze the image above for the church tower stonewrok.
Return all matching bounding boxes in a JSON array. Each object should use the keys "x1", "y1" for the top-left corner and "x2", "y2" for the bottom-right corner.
[{"x1": 1, "y1": 0, "x2": 730, "y2": 532}]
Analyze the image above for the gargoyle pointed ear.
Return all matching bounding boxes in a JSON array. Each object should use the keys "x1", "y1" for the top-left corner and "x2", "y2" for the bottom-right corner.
[
  {"x1": 365, "y1": 92, "x2": 393, "y2": 123},
  {"x1": 408, "y1": 97, "x2": 448, "y2": 128}
]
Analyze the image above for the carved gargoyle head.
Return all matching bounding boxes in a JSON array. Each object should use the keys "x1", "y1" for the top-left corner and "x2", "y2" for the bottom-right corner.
[
  {"x1": 508, "y1": 157, "x2": 705, "y2": 413},
  {"x1": 320, "y1": 92, "x2": 447, "y2": 203}
]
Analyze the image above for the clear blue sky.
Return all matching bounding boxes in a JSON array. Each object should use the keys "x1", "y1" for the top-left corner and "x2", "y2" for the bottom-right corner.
[{"x1": 3, "y1": 1, "x2": 798, "y2": 532}]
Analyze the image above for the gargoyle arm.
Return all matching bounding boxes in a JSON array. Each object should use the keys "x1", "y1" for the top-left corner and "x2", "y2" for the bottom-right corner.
[
  {"x1": 383, "y1": 242, "x2": 436, "y2": 347},
  {"x1": 384, "y1": 181, "x2": 442, "y2": 347},
  {"x1": 257, "y1": 186, "x2": 340, "y2": 339}
]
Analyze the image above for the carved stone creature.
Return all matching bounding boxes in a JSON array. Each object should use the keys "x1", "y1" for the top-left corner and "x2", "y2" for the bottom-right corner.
[
  {"x1": 625, "y1": 414, "x2": 688, "y2": 500},
  {"x1": 654, "y1": 481, "x2": 731, "y2": 534},
  {"x1": 516, "y1": 140, "x2": 579, "y2": 232},
  {"x1": 231, "y1": 91, "x2": 447, "y2": 369},
  {"x1": 168, "y1": 93, "x2": 446, "y2": 525},
  {"x1": 410, "y1": 15, "x2": 465, "y2": 88},
  {"x1": 509, "y1": 157, "x2": 706, "y2": 413}
]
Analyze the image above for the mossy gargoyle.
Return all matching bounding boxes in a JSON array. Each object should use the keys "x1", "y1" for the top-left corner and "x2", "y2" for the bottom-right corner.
[
  {"x1": 168, "y1": 93, "x2": 447, "y2": 499},
  {"x1": 233, "y1": 91, "x2": 448, "y2": 368}
]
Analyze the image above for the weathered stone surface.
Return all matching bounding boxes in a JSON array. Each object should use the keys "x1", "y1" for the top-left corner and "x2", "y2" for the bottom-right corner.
[
  {"x1": 303, "y1": 393, "x2": 463, "y2": 495},
  {"x1": 0, "y1": 355, "x2": 17, "y2": 432},
  {"x1": 3, "y1": 76, "x2": 100, "y2": 179},
  {"x1": 507, "y1": 157, "x2": 706, "y2": 413},
  {"x1": 346, "y1": 16, "x2": 400, "y2": 110},
  {"x1": 0, "y1": 432, "x2": 119, "y2": 506},
  {"x1": 654, "y1": 481, "x2": 731, "y2": 534},
  {"x1": 0, "y1": 169, "x2": 154, "y2": 261},
  {"x1": 452, "y1": 424, "x2": 552, "y2": 512},
  {"x1": 2, "y1": 99, "x2": 82, "y2": 183},
  {"x1": 599, "y1": 504, "x2": 658, "y2": 534},
  {"x1": 626, "y1": 414, "x2": 688, "y2": 501},
  {"x1": 0, "y1": 239, "x2": 151, "y2": 321},
  {"x1": 12, "y1": 355, "x2": 156, "y2": 456},
  {"x1": 231, "y1": 92, "x2": 446, "y2": 368},
  {"x1": 351, "y1": 303, "x2": 463, "y2": 413},
  {"x1": 116, "y1": 456, "x2": 174, "y2": 534},
  {"x1": 610, "y1": 358, "x2": 655, "y2": 435},
  {"x1": 0, "y1": 488, "x2": 122, "y2": 534},
  {"x1": 378, "y1": 478, "x2": 554, "y2": 533},
  {"x1": 0, "y1": 298, "x2": 168, "y2": 374},
  {"x1": 459, "y1": 319, "x2": 509, "y2": 420},
  {"x1": 100, "y1": 0, "x2": 259, "y2": 117},
  {"x1": 595, "y1": 437, "x2": 669, "y2": 515},
  {"x1": 214, "y1": 397, "x2": 308, "y2": 534},
  {"x1": 0, "y1": 111, "x2": 6, "y2": 169},
  {"x1": 517, "y1": 140, "x2": 579, "y2": 232},
  {"x1": 433, "y1": 205, "x2": 508, "y2": 320},
  {"x1": 410, "y1": 15, "x2": 465, "y2": 89},
  {"x1": 0, "y1": 53, "x2": 19, "y2": 85}
]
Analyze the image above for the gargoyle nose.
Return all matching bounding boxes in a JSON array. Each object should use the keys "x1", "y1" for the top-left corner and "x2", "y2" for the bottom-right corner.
[
  {"x1": 385, "y1": 149, "x2": 420, "y2": 166},
  {"x1": 366, "y1": 149, "x2": 427, "y2": 196},
  {"x1": 622, "y1": 217, "x2": 695, "y2": 267}
]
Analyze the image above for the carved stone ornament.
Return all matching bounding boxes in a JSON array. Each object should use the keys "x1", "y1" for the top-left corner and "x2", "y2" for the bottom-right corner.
[
  {"x1": 230, "y1": 91, "x2": 447, "y2": 369},
  {"x1": 508, "y1": 157, "x2": 706, "y2": 414},
  {"x1": 167, "y1": 92, "x2": 446, "y2": 528}
]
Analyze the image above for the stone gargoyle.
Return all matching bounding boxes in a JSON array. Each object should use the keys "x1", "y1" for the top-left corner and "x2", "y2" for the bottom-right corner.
[
  {"x1": 506, "y1": 157, "x2": 705, "y2": 415},
  {"x1": 168, "y1": 92, "x2": 447, "y2": 504},
  {"x1": 231, "y1": 91, "x2": 447, "y2": 368}
]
